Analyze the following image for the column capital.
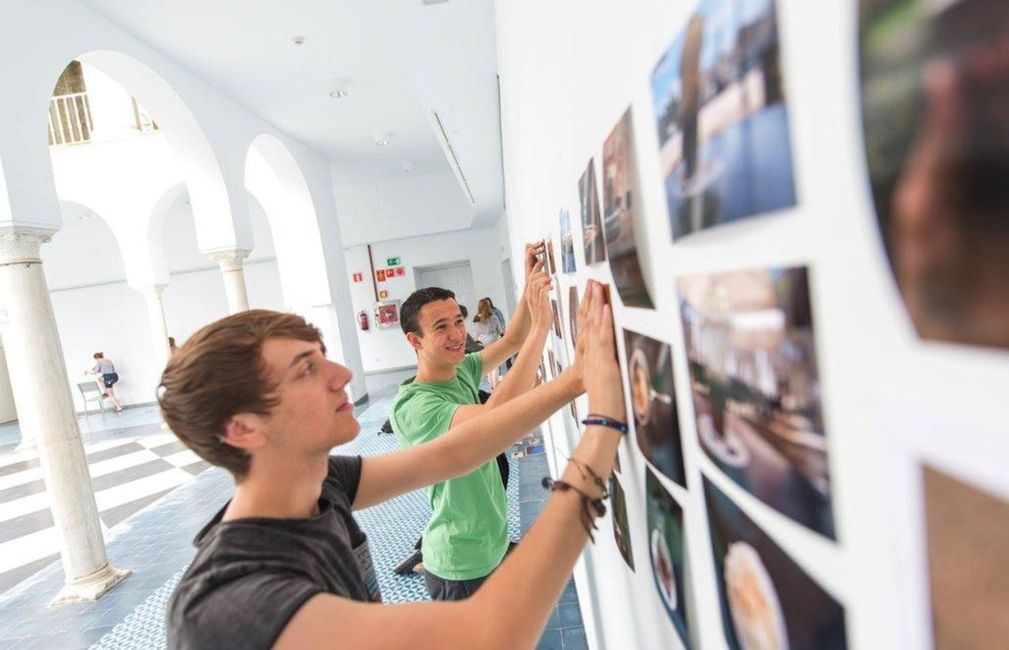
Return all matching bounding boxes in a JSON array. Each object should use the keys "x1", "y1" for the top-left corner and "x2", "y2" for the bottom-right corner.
[
  {"x1": 207, "y1": 247, "x2": 252, "y2": 272},
  {"x1": 0, "y1": 226, "x2": 57, "y2": 266}
]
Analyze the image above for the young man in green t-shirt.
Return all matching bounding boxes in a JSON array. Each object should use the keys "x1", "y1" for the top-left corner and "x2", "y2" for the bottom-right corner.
[{"x1": 391, "y1": 243, "x2": 558, "y2": 600}]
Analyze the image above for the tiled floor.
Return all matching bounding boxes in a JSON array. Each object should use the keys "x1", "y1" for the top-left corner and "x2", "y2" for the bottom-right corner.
[{"x1": 0, "y1": 369, "x2": 586, "y2": 649}]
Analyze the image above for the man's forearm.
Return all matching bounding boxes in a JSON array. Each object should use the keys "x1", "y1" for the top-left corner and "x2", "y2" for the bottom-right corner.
[
  {"x1": 437, "y1": 369, "x2": 581, "y2": 478},
  {"x1": 485, "y1": 325, "x2": 549, "y2": 406},
  {"x1": 502, "y1": 290, "x2": 531, "y2": 346},
  {"x1": 465, "y1": 422, "x2": 622, "y2": 649}
]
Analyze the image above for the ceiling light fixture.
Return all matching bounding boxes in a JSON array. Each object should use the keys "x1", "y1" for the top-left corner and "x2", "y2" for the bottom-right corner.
[
  {"x1": 291, "y1": 35, "x2": 305, "y2": 46},
  {"x1": 402, "y1": 161, "x2": 415, "y2": 173},
  {"x1": 374, "y1": 132, "x2": 391, "y2": 147},
  {"x1": 329, "y1": 88, "x2": 349, "y2": 99}
]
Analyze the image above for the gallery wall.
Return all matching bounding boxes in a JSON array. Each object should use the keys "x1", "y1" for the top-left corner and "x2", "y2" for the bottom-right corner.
[{"x1": 496, "y1": 1, "x2": 1008, "y2": 649}]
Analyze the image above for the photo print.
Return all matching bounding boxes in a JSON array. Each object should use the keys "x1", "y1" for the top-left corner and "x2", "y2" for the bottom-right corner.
[
  {"x1": 651, "y1": 0, "x2": 797, "y2": 240},
  {"x1": 550, "y1": 299, "x2": 563, "y2": 340},
  {"x1": 568, "y1": 286, "x2": 580, "y2": 343},
  {"x1": 609, "y1": 472, "x2": 635, "y2": 570},
  {"x1": 623, "y1": 329, "x2": 686, "y2": 487},
  {"x1": 924, "y1": 464, "x2": 1009, "y2": 649},
  {"x1": 545, "y1": 238, "x2": 557, "y2": 276},
  {"x1": 704, "y1": 477, "x2": 847, "y2": 650},
  {"x1": 678, "y1": 267, "x2": 835, "y2": 538},
  {"x1": 859, "y1": 0, "x2": 1009, "y2": 350},
  {"x1": 645, "y1": 468, "x2": 690, "y2": 646},
  {"x1": 602, "y1": 108, "x2": 654, "y2": 309},
  {"x1": 559, "y1": 208, "x2": 577, "y2": 274},
  {"x1": 579, "y1": 158, "x2": 607, "y2": 265},
  {"x1": 547, "y1": 349, "x2": 557, "y2": 381}
]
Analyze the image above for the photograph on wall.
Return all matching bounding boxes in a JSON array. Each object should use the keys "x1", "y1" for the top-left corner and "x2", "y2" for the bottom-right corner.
[
  {"x1": 568, "y1": 286, "x2": 580, "y2": 344},
  {"x1": 859, "y1": 0, "x2": 1009, "y2": 350},
  {"x1": 924, "y1": 464, "x2": 1009, "y2": 648},
  {"x1": 624, "y1": 329, "x2": 686, "y2": 487},
  {"x1": 645, "y1": 468, "x2": 690, "y2": 646},
  {"x1": 551, "y1": 299, "x2": 563, "y2": 340},
  {"x1": 609, "y1": 472, "x2": 635, "y2": 570},
  {"x1": 678, "y1": 267, "x2": 835, "y2": 538},
  {"x1": 651, "y1": 0, "x2": 797, "y2": 240},
  {"x1": 602, "y1": 108, "x2": 654, "y2": 309},
  {"x1": 579, "y1": 158, "x2": 607, "y2": 265},
  {"x1": 559, "y1": 208, "x2": 577, "y2": 274},
  {"x1": 545, "y1": 238, "x2": 557, "y2": 276},
  {"x1": 704, "y1": 476, "x2": 847, "y2": 650},
  {"x1": 546, "y1": 349, "x2": 557, "y2": 381}
]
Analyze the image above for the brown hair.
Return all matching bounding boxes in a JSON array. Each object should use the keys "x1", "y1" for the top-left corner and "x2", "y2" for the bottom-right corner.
[
  {"x1": 93, "y1": 352, "x2": 104, "y2": 359},
  {"x1": 476, "y1": 298, "x2": 492, "y2": 323},
  {"x1": 158, "y1": 309, "x2": 323, "y2": 479}
]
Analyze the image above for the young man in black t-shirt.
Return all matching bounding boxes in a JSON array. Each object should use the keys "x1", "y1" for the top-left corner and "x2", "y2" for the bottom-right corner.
[{"x1": 159, "y1": 281, "x2": 624, "y2": 650}]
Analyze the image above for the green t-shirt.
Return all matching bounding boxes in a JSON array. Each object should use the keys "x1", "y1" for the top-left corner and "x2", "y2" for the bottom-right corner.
[{"x1": 390, "y1": 353, "x2": 508, "y2": 581}]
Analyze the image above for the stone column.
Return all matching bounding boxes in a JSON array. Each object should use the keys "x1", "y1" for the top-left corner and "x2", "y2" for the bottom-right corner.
[
  {"x1": 139, "y1": 284, "x2": 171, "y2": 371},
  {"x1": 0, "y1": 227, "x2": 130, "y2": 603},
  {"x1": 210, "y1": 248, "x2": 251, "y2": 314}
]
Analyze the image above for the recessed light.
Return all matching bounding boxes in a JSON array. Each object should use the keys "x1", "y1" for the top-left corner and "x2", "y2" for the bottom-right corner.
[
  {"x1": 291, "y1": 35, "x2": 305, "y2": 46},
  {"x1": 402, "y1": 161, "x2": 415, "y2": 173},
  {"x1": 374, "y1": 132, "x2": 391, "y2": 147},
  {"x1": 329, "y1": 88, "x2": 349, "y2": 99}
]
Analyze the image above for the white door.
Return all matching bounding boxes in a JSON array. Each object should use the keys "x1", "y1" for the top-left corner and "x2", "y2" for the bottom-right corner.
[{"x1": 413, "y1": 261, "x2": 479, "y2": 319}]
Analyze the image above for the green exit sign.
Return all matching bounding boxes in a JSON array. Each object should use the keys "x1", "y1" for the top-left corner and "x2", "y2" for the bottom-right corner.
[{"x1": 386, "y1": 257, "x2": 400, "y2": 266}]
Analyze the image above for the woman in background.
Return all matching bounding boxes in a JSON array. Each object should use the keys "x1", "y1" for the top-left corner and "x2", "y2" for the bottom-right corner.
[
  {"x1": 87, "y1": 352, "x2": 123, "y2": 413},
  {"x1": 472, "y1": 298, "x2": 504, "y2": 386}
]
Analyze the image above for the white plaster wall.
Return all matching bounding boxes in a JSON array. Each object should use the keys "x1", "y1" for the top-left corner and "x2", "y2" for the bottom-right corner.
[
  {"x1": 0, "y1": 346, "x2": 18, "y2": 423},
  {"x1": 496, "y1": 1, "x2": 1009, "y2": 650},
  {"x1": 345, "y1": 226, "x2": 512, "y2": 372},
  {"x1": 334, "y1": 169, "x2": 477, "y2": 246}
]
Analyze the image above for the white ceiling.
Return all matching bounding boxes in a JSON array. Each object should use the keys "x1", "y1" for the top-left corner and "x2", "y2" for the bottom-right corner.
[{"x1": 80, "y1": 0, "x2": 504, "y2": 228}]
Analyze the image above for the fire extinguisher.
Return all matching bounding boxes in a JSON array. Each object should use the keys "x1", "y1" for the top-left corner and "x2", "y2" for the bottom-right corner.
[{"x1": 357, "y1": 310, "x2": 370, "y2": 331}]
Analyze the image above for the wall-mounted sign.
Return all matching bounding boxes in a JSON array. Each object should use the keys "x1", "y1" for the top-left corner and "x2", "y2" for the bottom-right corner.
[
  {"x1": 386, "y1": 257, "x2": 401, "y2": 266},
  {"x1": 395, "y1": 267, "x2": 405, "y2": 277},
  {"x1": 387, "y1": 268, "x2": 397, "y2": 278},
  {"x1": 376, "y1": 269, "x2": 386, "y2": 282},
  {"x1": 378, "y1": 289, "x2": 388, "y2": 299},
  {"x1": 375, "y1": 300, "x2": 400, "y2": 328},
  {"x1": 351, "y1": 272, "x2": 364, "y2": 283}
]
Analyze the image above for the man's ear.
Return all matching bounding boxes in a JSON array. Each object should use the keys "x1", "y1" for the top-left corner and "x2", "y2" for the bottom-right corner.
[
  {"x1": 221, "y1": 414, "x2": 268, "y2": 451},
  {"x1": 405, "y1": 331, "x2": 424, "y2": 352}
]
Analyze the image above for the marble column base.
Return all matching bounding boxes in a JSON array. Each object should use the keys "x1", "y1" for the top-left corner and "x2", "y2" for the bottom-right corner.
[{"x1": 49, "y1": 564, "x2": 132, "y2": 606}]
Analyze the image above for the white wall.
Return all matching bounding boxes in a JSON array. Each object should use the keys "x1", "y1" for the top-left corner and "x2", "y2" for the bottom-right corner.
[
  {"x1": 0, "y1": 346, "x2": 17, "y2": 423},
  {"x1": 346, "y1": 225, "x2": 512, "y2": 372},
  {"x1": 496, "y1": 1, "x2": 1009, "y2": 650}
]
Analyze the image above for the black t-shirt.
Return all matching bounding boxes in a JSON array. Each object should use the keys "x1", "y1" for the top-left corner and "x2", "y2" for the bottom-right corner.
[{"x1": 167, "y1": 456, "x2": 382, "y2": 649}]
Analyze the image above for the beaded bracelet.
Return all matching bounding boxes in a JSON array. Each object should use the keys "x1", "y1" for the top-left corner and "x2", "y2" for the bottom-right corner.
[
  {"x1": 542, "y1": 477, "x2": 607, "y2": 542},
  {"x1": 582, "y1": 414, "x2": 629, "y2": 435}
]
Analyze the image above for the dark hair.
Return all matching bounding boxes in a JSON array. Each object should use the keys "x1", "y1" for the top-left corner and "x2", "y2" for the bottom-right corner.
[
  {"x1": 459, "y1": 305, "x2": 469, "y2": 318},
  {"x1": 93, "y1": 352, "x2": 103, "y2": 359},
  {"x1": 400, "y1": 287, "x2": 456, "y2": 336},
  {"x1": 158, "y1": 309, "x2": 323, "y2": 480}
]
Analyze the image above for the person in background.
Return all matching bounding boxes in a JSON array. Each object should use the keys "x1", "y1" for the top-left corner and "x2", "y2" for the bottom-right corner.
[
  {"x1": 169, "y1": 336, "x2": 179, "y2": 357},
  {"x1": 87, "y1": 352, "x2": 123, "y2": 413},
  {"x1": 458, "y1": 306, "x2": 483, "y2": 354}
]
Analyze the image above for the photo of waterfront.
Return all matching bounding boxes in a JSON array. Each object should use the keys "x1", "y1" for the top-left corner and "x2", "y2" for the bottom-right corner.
[{"x1": 651, "y1": 0, "x2": 797, "y2": 239}]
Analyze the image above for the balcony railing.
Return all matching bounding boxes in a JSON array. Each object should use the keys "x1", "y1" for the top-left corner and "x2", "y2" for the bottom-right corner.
[
  {"x1": 48, "y1": 92, "x2": 93, "y2": 146},
  {"x1": 48, "y1": 93, "x2": 160, "y2": 146}
]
